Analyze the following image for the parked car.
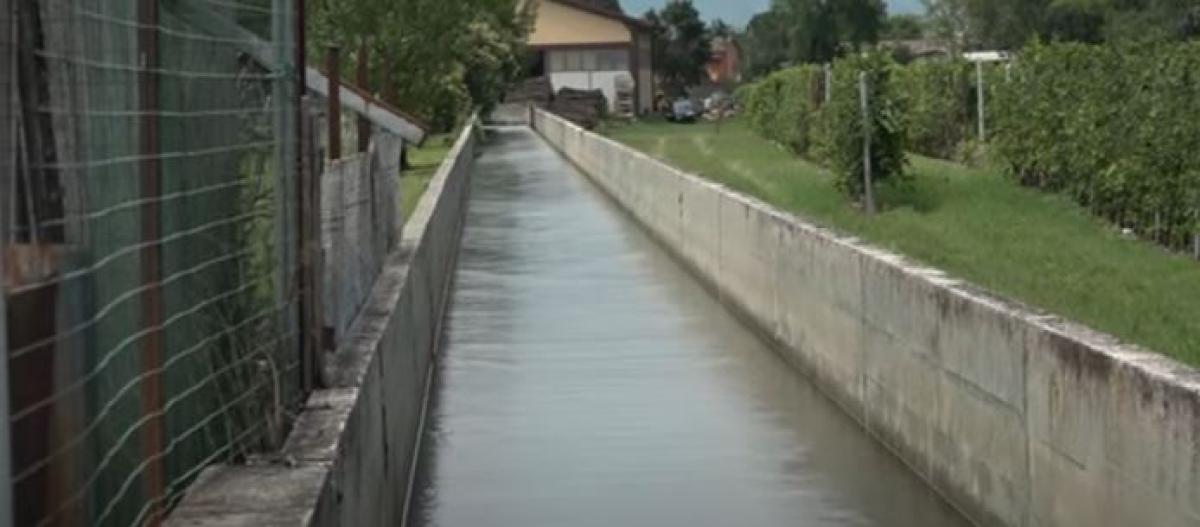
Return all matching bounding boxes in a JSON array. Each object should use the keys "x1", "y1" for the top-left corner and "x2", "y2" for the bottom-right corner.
[{"x1": 664, "y1": 98, "x2": 697, "y2": 123}]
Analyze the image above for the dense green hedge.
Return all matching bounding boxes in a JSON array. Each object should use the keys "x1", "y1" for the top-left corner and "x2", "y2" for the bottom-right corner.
[
  {"x1": 815, "y1": 53, "x2": 910, "y2": 200},
  {"x1": 892, "y1": 59, "x2": 973, "y2": 160},
  {"x1": 739, "y1": 41, "x2": 1200, "y2": 252},
  {"x1": 742, "y1": 54, "x2": 908, "y2": 203},
  {"x1": 992, "y1": 41, "x2": 1200, "y2": 250}
]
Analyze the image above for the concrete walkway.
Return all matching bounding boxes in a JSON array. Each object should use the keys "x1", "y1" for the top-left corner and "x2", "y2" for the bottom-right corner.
[{"x1": 405, "y1": 127, "x2": 968, "y2": 527}]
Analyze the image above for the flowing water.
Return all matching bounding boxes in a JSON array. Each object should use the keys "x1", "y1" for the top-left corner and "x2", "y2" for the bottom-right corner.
[{"x1": 406, "y1": 127, "x2": 969, "y2": 527}]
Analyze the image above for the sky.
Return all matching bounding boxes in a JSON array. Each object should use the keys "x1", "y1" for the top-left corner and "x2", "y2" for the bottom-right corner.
[{"x1": 620, "y1": 0, "x2": 925, "y2": 27}]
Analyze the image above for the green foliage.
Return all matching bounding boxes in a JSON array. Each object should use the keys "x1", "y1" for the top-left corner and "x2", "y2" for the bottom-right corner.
[
  {"x1": 816, "y1": 52, "x2": 910, "y2": 200},
  {"x1": 644, "y1": 1, "x2": 711, "y2": 97},
  {"x1": 922, "y1": 0, "x2": 1199, "y2": 50},
  {"x1": 1042, "y1": 1, "x2": 1106, "y2": 44},
  {"x1": 740, "y1": 0, "x2": 885, "y2": 78},
  {"x1": 606, "y1": 119, "x2": 1200, "y2": 364},
  {"x1": 991, "y1": 41, "x2": 1200, "y2": 250},
  {"x1": 309, "y1": 0, "x2": 530, "y2": 131},
  {"x1": 883, "y1": 13, "x2": 926, "y2": 40},
  {"x1": 740, "y1": 52, "x2": 908, "y2": 204},
  {"x1": 892, "y1": 59, "x2": 972, "y2": 159},
  {"x1": 742, "y1": 65, "x2": 823, "y2": 153}
]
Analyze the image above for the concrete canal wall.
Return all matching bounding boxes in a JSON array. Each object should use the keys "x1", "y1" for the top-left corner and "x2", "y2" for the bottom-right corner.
[
  {"x1": 533, "y1": 109, "x2": 1200, "y2": 527},
  {"x1": 167, "y1": 121, "x2": 477, "y2": 526}
]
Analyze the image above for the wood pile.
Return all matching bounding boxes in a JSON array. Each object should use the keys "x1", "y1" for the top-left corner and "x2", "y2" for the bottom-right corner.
[
  {"x1": 505, "y1": 76, "x2": 553, "y2": 107},
  {"x1": 549, "y1": 87, "x2": 608, "y2": 130}
]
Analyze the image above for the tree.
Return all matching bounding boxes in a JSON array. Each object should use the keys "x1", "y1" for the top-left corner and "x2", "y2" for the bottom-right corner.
[
  {"x1": 1181, "y1": 6, "x2": 1200, "y2": 39},
  {"x1": 883, "y1": 14, "x2": 926, "y2": 40},
  {"x1": 1042, "y1": 1, "x2": 1106, "y2": 43},
  {"x1": 742, "y1": 10, "x2": 791, "y2": 78},
  {"x1": 710, "y1": 19, "x2": 734, "y2": 38},
  {"x1": 922, "y1": 0, "x2": 970, "y2": 53},
  {"x1": 739, "y1": 0, "x2": 884, "y2": 78},
  {"x1": 644, "y1": 1, "x2": 711, "y2": 96},
  {"x1": 309, "y1": 0, "x2": 531, "y2": 131}
]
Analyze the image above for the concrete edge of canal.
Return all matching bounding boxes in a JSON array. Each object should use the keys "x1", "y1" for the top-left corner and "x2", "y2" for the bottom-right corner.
[
  {"x1": 531, "y1": 108, "x2": 1200, "y2": 527},
  {"x1": 165, "y1": 119, "x2": 479, "y2": 527}
]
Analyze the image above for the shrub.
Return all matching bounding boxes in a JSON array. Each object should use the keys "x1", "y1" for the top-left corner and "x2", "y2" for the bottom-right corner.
[
  {"x1": 893, "y1": 59, "x2": 973, "y2": 159},
  {"x1": 991, "y1": 41, "x2": 1200, "y2": 250},
  {"x1": 742, "y1": 65, "x2": 824, "y2": 154},
  {"x1": 815, "y1": 52, "x2": 910, "y2": 202}
]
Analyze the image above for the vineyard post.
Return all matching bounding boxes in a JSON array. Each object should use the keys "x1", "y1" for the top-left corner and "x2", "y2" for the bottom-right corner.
[
  {"x1": 859, "y1": 71, "x2": 876, "y2": 215},
  {"x1": 824, "y1": 63, "x2": 832, "y2": 104},
  {"x1": 1194, "y1": 209, "x2": 1199, "y2": 260},
  {"x1": 976, "y1": 60, "x2": 986, "y2": 142}
]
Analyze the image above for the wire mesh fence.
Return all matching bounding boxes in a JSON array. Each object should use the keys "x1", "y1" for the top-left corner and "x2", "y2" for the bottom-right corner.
[{"x1": 3, "y1": 0, "x2": 303, "y2": 525}]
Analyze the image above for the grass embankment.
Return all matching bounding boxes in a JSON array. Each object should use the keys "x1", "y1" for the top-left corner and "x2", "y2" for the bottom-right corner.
[
  {"x1": 604, "y1": 118, "x2": 1200, "y2": 365},
  {"x1": 400, "y1": 133, "x2": 456, "y2": 221}
]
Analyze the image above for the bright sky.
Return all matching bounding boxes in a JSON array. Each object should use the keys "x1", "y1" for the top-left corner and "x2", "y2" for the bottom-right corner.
[{"x1": 619, "y1": 0, "x2": 925, "y2": 27}]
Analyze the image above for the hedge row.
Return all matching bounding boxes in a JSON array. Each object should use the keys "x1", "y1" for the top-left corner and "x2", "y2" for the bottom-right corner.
[
  {"x1": 992, "y1": 41, "x2": 1200, "y2": 249},
  {"x1": 739, "y1": 41, "x2": 1200, "y2": 251}
]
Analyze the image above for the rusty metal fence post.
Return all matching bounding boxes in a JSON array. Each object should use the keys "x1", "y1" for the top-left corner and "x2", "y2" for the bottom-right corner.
[
  {"x1": 1, "y1": 3, "x2": 13, "y2": 525},
  {"x1": 136, "y1": 0, "x2": 166, "y2": 523},
  {"x1": 326, "y1": 46, "x2": 341, "y2": 162},
  {"x1": 356, "y1": 44, "x2": 370, "y2": 154}
]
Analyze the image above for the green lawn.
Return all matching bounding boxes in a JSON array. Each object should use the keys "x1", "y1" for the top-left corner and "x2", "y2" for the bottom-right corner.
[
  {"x1": 604, "y1": 118, "x2": 1200, "y2": 365},
  {"x1": 400, "y1": 133, "x2": 456, "y2": 221}
]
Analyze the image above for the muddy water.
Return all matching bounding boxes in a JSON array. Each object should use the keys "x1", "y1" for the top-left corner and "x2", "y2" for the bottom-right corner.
[{"x1": 406, "y1": 127, "x2": 969, "y2": 527}]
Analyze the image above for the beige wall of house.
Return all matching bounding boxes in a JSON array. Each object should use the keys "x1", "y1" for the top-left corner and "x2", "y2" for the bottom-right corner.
[{"x1": 529, "y1": 0, "x2": 632, "y2": 46}]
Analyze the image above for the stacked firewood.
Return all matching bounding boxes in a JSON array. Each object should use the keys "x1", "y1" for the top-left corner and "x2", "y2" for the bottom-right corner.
[
  {"x1": 505, "y1": 76, "x2": 553, "y2": 107},
  {"x1": 549, "y1": 87, "x2": 608, "y2": 130}
]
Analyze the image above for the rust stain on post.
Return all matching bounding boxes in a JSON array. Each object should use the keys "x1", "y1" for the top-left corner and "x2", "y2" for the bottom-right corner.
[{"x1": 137, "y1": 0, "x2": 165, "y2": 522}]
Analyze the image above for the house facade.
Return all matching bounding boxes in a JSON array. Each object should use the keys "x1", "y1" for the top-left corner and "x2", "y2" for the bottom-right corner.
[{"x1": 527, "y1": 0, "x2": 654, "y2": 114}]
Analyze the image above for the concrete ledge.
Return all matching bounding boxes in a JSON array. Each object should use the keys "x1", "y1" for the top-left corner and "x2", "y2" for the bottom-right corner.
[
  {"x1": 533, "y1": 109, "x2": 1200, "y2": 527},
  {"x1": 167, "y1": 119, "x2": 477, "y2": 527}
]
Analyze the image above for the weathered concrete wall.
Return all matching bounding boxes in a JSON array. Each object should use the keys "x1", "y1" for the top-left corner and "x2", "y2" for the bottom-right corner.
[
  {"x1": 533, "y1": 109, "x2": 1200, "y2": 527},
  {"x1": 166, "y1": 120, "x2": 476, "y2": 527},
  {"x1": 321, "y1": 133, "x2": 403, "y2": 345}
]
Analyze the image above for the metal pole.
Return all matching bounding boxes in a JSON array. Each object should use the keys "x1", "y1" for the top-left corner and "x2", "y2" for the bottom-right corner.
[
  {"x1": 824, "y1": 63, "x2": 832, "y2": 104},
  {"x1": 0, "y1": 2, "x2": 13, "y2": 524},
  {"x1": 0, "y1": 254, "x2": 10, "y2": 527},
  {"x1": 976, "y1": 60, "x2": 986, "y2": 142},
  {"x1": 136, "y1": 0, "x2": 166, "y2": 522},
  {"x1": 325, "y1": 45, "x2": 341, "y2": 161},
  {"x1": 293, "y1": 0, "x2": 317, "y2": 392},
  {"x1": 356, "y1": 43, "x2": 370, "y2": 154},
  {"x1": 859, "y1": 71, "x2": 875, "y2": 215}
]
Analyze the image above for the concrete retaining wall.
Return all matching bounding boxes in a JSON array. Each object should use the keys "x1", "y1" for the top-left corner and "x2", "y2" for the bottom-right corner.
[
  {"x1": 166, "y1": 120, "x2": 476, "y2": 527},
  {"x1": 321, "y1": 132, "x2": 403, "y2": 343},
  {"x1": 533, "y1": 109, "x2": 1200, "y2": 527}
]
